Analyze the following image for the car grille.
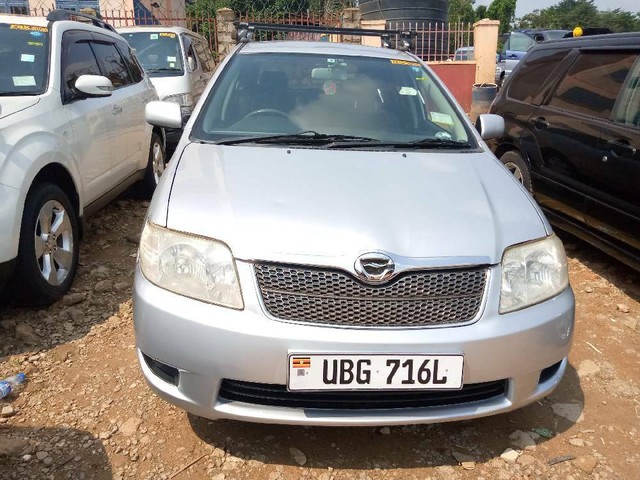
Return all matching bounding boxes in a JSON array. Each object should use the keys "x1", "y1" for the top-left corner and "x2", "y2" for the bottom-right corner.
[
  {"x1": 218, "y1": 379, "x2": 507, "y2": 410},
  {"x1": 254, "y1": 263, "x2": 488, "y2": 327}
]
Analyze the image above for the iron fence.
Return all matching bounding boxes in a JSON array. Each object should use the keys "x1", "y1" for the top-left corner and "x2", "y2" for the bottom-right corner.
[
  {"x1": 389, "y1": 21, "x2": 474, "y2": 62},
  {"x1": 19, "y1": 5, "x2": 475, "y2": 63}
]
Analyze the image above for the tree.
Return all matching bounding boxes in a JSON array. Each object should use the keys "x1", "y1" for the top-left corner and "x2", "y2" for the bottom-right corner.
[
  {"x1": 486, "y1": 0, "x2": 516, "y2": 34},
  {"x1": 595, "y1": 9, "x2": 640, "y2": 32},
  {"x1": 475, "y1": 5, "x2": 488, "y2": 21},
  {"x1": 448, "y1": 0, "x2": 476, "y2": 24}
]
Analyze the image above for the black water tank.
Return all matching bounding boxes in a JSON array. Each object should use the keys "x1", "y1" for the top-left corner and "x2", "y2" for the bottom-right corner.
[{"x1": 359, "y1": 0, "x2": 448, "y2": 25}]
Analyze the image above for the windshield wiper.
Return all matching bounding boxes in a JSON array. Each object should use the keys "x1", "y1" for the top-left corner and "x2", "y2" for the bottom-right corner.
[
  {"x1": 146, "y1": 67, "x2": 182, "y2": 72},
  {"x1": 216, "y1": 131, "x2": 381, "y2": 146},
  {"x1": 326, "y1": 137, "x2": 473, "y2": 150},
  {"x1": 406, "y1": 138, "x2": 473, "y2": 149}
]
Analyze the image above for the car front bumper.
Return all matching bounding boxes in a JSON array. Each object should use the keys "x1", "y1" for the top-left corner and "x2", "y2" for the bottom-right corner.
[{"x1": 133, "y1": 262, "x2": 574, "y2": 426}]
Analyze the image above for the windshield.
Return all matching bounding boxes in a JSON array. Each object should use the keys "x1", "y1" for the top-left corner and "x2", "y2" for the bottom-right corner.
[
  {"x1": 0, "y1": 23, "x2": 49, "y2": 96},
  {"x1": 192, "y1": 51, "x2": 473, "y2": 147},
  {"x1": 121, "y1": 31, "x2": 184, "y2": 76}
]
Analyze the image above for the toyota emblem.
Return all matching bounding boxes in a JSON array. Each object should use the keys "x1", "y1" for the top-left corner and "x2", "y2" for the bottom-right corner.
[{"x1": 354, "y1": 252, "x2": 395, "y2": 284}]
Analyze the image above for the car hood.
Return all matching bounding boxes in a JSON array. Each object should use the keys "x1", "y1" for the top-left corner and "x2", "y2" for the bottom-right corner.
[
  {"x1": 0, "y1": 97, "x2": 40, "y2": 120},
  {"x1": 161, "y1": 143, "x2": 548, "y2": 267}
]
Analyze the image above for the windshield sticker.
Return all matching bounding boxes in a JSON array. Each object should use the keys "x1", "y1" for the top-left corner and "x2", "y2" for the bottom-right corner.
[
  {"x1": 399, "y1": 86, "x2": 418, "y2": 96},
  {"x1": 150, "y1": 33, "x2": 159, "y2": 40},
  {"x1": 169, "y1": 63, "x2": 175, "y2": 68},
  {"x1": 167, "y1": 56, "x2": 177, "y2": 62},
  {"x1": 390, "y1": 59, "x2": 420, "y2": 67},
  {"x1": 10, "y1": 24, "x2": 48, "y2": 33},
  {"x1": 435, "y1": 131, "x2": 453, "y2": 140},
  {"x1": 160, "y1": 32, "x2": 176, "y2": 38},
  {"x1": 13, "y1": 76, "x2": 36, "y2": 87},
  {"x1": 21, "y1": 54, "x2": 35, "y2": 63},
  {"x1": 415, "y1": 76, "x2": 429, "y2": 81},
  {"x1": 28, "y1": 41, "x2": 44, "y2": 47},
  {"x1": 430, "y1": 112, "x2": 454, "y2": 126}
]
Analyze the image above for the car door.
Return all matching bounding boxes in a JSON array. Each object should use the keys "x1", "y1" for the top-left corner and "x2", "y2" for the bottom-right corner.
[
  {"x1": 191, "y1": 35, "x2": 215, "y2": 98},
  {"x1": 91, "y1": 35, "x2": 150, "y2": 179},
  {"x1": 526, "y1": 50, "x2": 634, "y2": 226},
  {"x1": 587, "y1": 53, "x2": 640, "y2": 251},
  {"x1": 60, "y1": 31, "x2": 116, "y2": 205}
]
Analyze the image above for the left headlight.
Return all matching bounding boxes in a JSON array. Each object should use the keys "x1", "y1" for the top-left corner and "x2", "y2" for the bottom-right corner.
[
  {"x1": 500, "y1": 235, "x2": 569, "y2": 314},
  {"x1": 139, "y1": 220, "x2": 243, "y2": 309}
]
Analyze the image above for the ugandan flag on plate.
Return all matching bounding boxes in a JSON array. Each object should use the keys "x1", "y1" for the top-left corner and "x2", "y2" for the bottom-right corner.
[{"x1": 291, "y1": 357, "x2": 311, "y2": 368}]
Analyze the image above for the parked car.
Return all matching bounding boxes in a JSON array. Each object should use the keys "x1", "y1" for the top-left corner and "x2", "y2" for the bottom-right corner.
[
  {"x1": 452, "y1": 46, "x2": 474, "y2": 61},
  {"x1": 0, "y1": 10, "x2": 164, "y2": 305},
  {"x1": 134, "y1": 27, "x2": 575, "y2": 426},
  {"x1": 496, "y1": 29, "x2": 569, "y2": 87},
  {"x1": 490, "y1": 32, "x2": 640, "y2": 271},
  {"x1": 118, "y1": 26, "x2": 216, "y2": 149}
]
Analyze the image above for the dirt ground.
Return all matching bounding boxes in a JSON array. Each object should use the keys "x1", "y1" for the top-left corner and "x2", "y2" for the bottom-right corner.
[{"x1": 0, "y1": 194, "x2": 638, "y2": 480}]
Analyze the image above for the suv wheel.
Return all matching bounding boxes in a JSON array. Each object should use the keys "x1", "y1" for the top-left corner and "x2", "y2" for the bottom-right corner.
[
  {"x1": 13, "y1": 183, "x2": 79, "y2": 306},
  {"x1": 140, "y1": 132, "x2": 166, "y2": 198},
  {"x1": 500, "y1": 151, "x2": 532, "y2": 193}
]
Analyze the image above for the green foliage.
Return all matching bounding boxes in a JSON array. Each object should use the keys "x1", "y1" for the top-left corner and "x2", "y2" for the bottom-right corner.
[
  {"x1": 516, "y1": 0, "x2": 640, "y2": 32},
  {"x1": 486, "y1": 0, "x2": 516, "y2": 34},
  {"x1": 475, "y1": 5, "x2": 488, "y2": 21},
  {"x1": 448, "y1": 0, "x2": 476, "y2": 24}
]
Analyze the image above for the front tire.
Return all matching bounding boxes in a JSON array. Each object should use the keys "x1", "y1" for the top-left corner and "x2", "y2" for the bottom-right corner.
[
  {"x1": 500, "y1": 151, "x2": 533, "y2": 193},
  {"x1": 12, "y1": 183, "x2": 79, "y2": 306},
  {"x1": 139, "y1": 132, "x2": 166, "y2": 198}
]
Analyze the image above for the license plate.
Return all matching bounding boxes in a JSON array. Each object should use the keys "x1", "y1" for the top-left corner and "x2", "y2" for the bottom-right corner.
[{"x1": 288, "y1": 354, "x2": 464, "y2": 391}]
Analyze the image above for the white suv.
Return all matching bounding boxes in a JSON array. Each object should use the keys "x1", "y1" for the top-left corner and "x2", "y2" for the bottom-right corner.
[{"x1": 0, "y1": 10, "x2": 163, "y2": 305}]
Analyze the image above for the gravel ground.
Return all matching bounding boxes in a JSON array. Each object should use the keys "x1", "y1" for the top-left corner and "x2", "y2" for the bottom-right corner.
[{"x1": 0, "y1": 195, "x2": 639, "y2": 480}]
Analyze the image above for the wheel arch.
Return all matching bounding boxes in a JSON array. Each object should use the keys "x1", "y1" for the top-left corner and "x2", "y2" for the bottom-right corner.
[{"x1": 30, "y1": 163, "x2": 80, "y2": 219}]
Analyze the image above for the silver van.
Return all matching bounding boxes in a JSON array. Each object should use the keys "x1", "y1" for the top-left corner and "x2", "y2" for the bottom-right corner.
[{"x1": 118, "y1": 26, "x2": 215, "y2": 147}]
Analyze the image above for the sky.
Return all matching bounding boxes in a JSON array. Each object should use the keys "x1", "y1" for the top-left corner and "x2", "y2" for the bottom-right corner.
[{"x1": 474, "y1": 0, "x2": 640, "y2": 18}]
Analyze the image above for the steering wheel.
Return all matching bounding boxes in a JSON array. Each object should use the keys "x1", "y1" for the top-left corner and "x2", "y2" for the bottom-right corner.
[{"x1": 242, "y1": 108, "x2": 290, "y2": 121}]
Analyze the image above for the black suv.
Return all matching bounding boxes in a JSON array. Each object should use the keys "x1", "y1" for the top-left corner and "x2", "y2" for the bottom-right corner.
[{"x1": 489, "y1": 32, "x2": 640, "y2": 271}]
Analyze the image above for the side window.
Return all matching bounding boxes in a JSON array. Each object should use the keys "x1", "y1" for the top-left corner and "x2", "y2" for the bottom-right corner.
[
  {"x1": 507, "y1": 48, "x2": 568, "y2": 103},
  {"x1": 612, "y1": 55, "x2": 640, "y2": 128},
  {"x1": 193, "y1": 38, "x2": 214, "y2": 73},
  {"x1": 508, "y1": 32, "x2": 536, "y2": 52},
  {"x1": 91, "y1": 42, "x2": 133, "y2": 89},
  {"x1": 548, "y1": 52, "x2": 636, "y2": 120},
  {"x1": 62, "y1": 40, "x2": 101, "y2": 103},
  {"x1": 182, "y1": 35, "x2": 197, "y2": 71},
  {"x1": 117, "y1": 41, "x2": 144, "y2": 83}
]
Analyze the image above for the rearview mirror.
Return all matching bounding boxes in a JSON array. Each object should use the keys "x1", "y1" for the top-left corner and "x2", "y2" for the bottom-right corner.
[
  {"x1": 146, "y1": 101, "x2": 182, "y2": 129},
  {"x1": 475, "y1": 114, "x2": 504, "y2": 140},
  {"x1": 75, "y1": 75, "x2": 113, "y2": 97}
]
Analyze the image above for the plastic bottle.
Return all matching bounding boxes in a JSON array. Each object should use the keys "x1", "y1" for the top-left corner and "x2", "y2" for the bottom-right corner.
[
  {"x1": 0, "y1": 373, "x2": 26, "y2": 399},
  {"x1": 0, "y1": 382, "x2": 10, "y2": 399}
]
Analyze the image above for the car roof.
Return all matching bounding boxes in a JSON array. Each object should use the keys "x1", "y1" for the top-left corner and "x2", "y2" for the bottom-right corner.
[
  {"x1": 0, "y1": 13, "x2": 48, "y2": 27},
  {"x1": 237, "y1": 40, "x2": 421, "y2": 61},
  {"x1": 535, "y1": 31, "x2": 640, "y2": 49}
]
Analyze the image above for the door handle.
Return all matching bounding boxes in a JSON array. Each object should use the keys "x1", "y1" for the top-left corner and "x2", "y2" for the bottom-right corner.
[
  {"x1": 112, "y1": 105, "x2": 123, "y2": 115},
  {"x1": 606, "y1": 139, "x2": 637, "y2": 157},
  {"x1": 530, "y1": 117, "x2": 549, "y2": 129}
]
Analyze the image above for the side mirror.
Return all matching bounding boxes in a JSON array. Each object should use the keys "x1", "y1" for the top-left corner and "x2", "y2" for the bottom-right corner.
[
  {"x1": 75, "y1": 75, "x2": 113, "y2": 97},
  {"x1": 475, "y1": 114, "x2": 505, "y2": 140},
  {"x1": 187, "y1": 56, "x2": 196, "y2": 72},
  {"x1": 145, "y1": 100, "x2": 182, "y2": 129}
]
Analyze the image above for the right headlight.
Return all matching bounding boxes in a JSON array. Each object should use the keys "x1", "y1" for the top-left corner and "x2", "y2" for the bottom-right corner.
[
  {"x1": 500, "y1": 235, "x2": 569, "y2": 314},
  {"x1": 138, "y1": 220, "x2": 243, "y2": 309}
]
